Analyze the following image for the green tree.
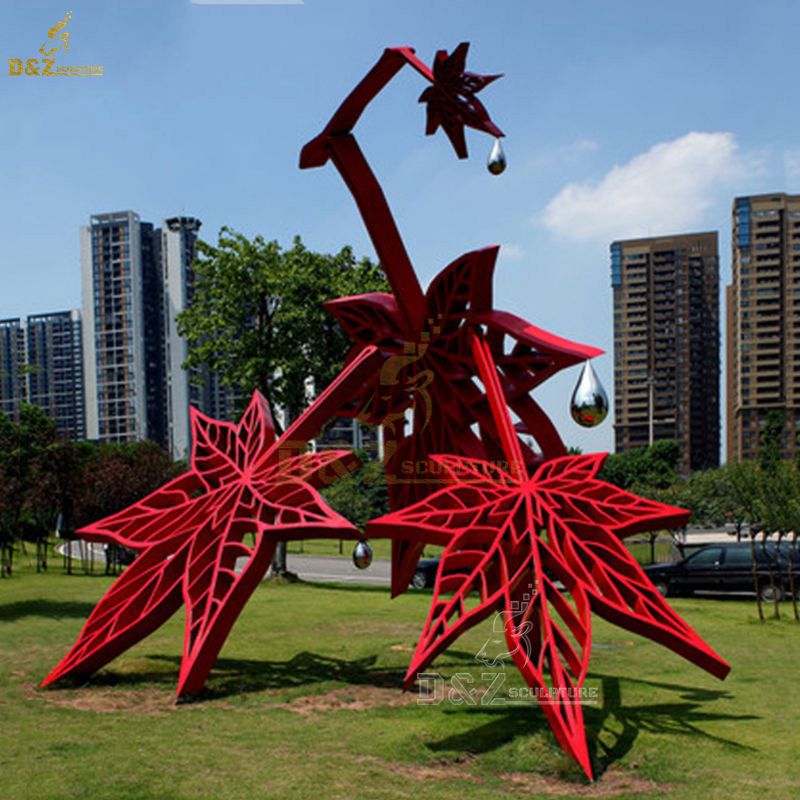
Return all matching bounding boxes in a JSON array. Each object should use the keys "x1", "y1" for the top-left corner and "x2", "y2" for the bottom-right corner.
[
  {"x1": 321, "y1": 453, "x2": 388, "y2": 533},
  {"x1": 177, "y1": 230, "x2": 387, "y2": 420},
  {"x1": 0, "y1": 405, "x2": 58, "y2": 575},
  {"x1": 599, "y1": 440, "x2": 681, "y2": 493},
  {"x1": 677, "y1": 462, "x2": 760, "y2": 533},
  {"x1": 176, "y1": 230, "x2": 388, "y2": 574},
  {"x1": 27, "y1": 440, "x2": 97, "y2": 571},
  {"x1": 759, "y1": 409, "x2": 785, "y2": 473}
]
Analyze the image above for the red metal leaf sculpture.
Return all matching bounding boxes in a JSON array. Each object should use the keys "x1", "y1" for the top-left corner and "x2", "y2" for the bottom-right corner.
[
  {"x1": 42, "y1": 348, "x2": 382, "y2": 698},
  {"x1": 418, "y1": 41, "x2": 504, "y2": 159},
  {"x1": 40, "y1": 39, "x2": 732, "y2": 783},
  {"x1": 327, "y1": 252, "x2": 602, "y2": 595},
  {"x1": 301, "y1": 44, "x2": 601, "y2": 596},
  {"x1": 367, "y1": 333, "x2": 730, "y2": 779}
]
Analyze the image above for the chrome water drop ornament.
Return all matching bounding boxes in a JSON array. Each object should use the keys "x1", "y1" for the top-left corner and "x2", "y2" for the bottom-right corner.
[
  {"x1": 570, "y1": 361, "x2": 609, "y2": 428},
  {"x1": 487, "y1": 138, "x2": 506, "y2": 175},
  {"x1": 352, "y1": 540, "x2": 373, "y2": 570}
]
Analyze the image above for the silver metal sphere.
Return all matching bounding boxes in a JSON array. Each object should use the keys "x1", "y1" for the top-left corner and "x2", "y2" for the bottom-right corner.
[{"x1": 352, "y1": 540, "x2": 373, "y2": 570}]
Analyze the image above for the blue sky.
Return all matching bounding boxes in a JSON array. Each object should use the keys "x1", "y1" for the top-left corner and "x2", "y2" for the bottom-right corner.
[{"x1": 2, "y1": 0, "x2": 799, "y2": 454}]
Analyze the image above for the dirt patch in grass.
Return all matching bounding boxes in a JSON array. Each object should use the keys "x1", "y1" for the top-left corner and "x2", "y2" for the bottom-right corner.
[
  {"x1": 350, "y1": 755, "x2": 667, "y2": 796},
  {"x1": 502, "y1": 767, "x2": 669, "y2": 797},
  {"x1": 274, "y1": 685, "x2": 418, "y2": 716},
  {"x1": 28, "y1": 682, "x2": 419, "y2": 718},
  {"x1": 27, "y1": 683, "x2": 177, "y2": 716},
  {"x1": 352, "y1": 754, "x2": 482, "y2": 783}
]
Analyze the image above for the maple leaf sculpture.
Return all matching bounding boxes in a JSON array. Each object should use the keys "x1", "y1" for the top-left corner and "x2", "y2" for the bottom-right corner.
[
  {"x1": 418, "y1": 41, "x2": 504, "y2": 159},
  {"x1": 300, "y1": 45, "x2": 599, "y2": 595},
  {"x1": 367, "y1": 333, "x2": 730, "y2": 780},
  {"x1": 327, "y1": 249, "x2": 601, "y2": 596},
  {"x1": 42, "y1": 348, "x2": 382, "y2": 698}
]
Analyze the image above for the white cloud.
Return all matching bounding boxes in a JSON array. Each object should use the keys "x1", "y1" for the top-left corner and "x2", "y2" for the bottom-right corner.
[
  {"x1": 561, "y1": 138, "x2": 599, "y2": 160},
  {"x1": 540, "y1": 132, "x2": 744, "y2": 242}
]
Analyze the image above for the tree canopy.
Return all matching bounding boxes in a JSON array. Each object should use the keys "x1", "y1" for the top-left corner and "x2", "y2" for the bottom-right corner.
[
  {"x1": 176, "y1": 230, "x2": 388, "y2": 422},
  {"x1": 599, "y1": 439, "x2": 681, "y2": 493}
]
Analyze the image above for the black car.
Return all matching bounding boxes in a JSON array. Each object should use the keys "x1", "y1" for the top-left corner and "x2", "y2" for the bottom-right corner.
[
  {"x1": 410, "y1": 556, "x2": 573, "y2": 592},
  {"x1": 644, "y1": 542, "x2": 800, "y2": 600},
  {"x1": 410, "y1": 558, "x2": 440, "y2": 589}
]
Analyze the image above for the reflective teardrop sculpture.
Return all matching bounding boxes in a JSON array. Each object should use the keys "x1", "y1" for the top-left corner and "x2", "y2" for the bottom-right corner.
[
  {"x1": 570, "y1": 361, "x2": 608, "y2": 428},
  {"x1": 487, "y1": 138, "x2": 506, "y2": 175},
  {"x1": 352, "y1": 539, "x2": 373, "y2": 570}
]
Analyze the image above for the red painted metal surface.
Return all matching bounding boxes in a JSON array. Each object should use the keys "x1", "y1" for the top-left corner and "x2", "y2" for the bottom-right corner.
[
  {"x1": 326, "y1": 249, "x2": 602, "y2": 595},
  {"x1": 303, "y1": 45, "x2": 730, "y2": 777},
  {"x1": 42, "y1": 348, "x2": 382, "y2": 698},
  {"x1": 42, "y1": 42, "x2": 730, "y2": 780},
  {"x1": 367, "y1": 333, "x2": 730, "y2": 779},
  {"x1": 302, "y1": 43, "x2": 601, "y2": 596}
]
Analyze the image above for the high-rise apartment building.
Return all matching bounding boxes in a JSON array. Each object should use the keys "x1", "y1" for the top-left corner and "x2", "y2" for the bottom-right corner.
[
  {"x1": 81, "y1": 211, "x2": 172, "y2": 444},
  {"x1": 26, "y1": 310, "x2": 85, "y2": 440},
  {"x1": 82, "y1": 211, "x2": 150, "y2": 442},
  {"x1": 82, "y1": 210, "x2": 226, "y2": 456},
  {"x1": 0, "y1": 312, "x2": 85, "y2": 439},
  {"x1": 0, "y1": 318, "x2": 26, "y2": 419},
  {"x1": 162, "y1": 216, "x2": 204, "y2": 460},
  {"x1": 141, "y1": 220, "x2": 167, "y2": 449},
  {"x1": 727, "y1": 193, "x2": 800, "y2": 461},
  {"x1": 611, "y1": 232, "x2": 720, "y2": 472}
]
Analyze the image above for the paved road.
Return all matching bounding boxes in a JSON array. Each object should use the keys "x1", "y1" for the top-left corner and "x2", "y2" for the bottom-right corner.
[
  {"x1": 52, "y1": 542, "x2": 767, "y2": 600},
  {"x1": 287, "y1": 554, "x2": 391, "y2": 586},
  {"x1": 57, "y1": 541, "x2": 392, "y2": 587},
  {"x1": 56, "y1": 541, "x2": 106, "y2": 562}
]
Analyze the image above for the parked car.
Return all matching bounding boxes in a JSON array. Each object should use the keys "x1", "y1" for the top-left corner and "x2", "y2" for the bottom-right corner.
[
  {"x1": 644, "y1": 542, "x2": 800, "y2": 601},
  {"x1": 410, "y1": 558, "x2": 440, "y2": 589},
  {"x1": 104, "y1": 543, "x2": 136, "y2": 568},
  {"x1": 409, "y1": 556, "x2": 575, "y2": 592}
]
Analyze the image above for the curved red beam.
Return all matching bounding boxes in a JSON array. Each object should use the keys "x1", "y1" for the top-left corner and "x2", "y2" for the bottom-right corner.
[{"x1": 300, "y1": 47, "x2": 432, "y2": 331}]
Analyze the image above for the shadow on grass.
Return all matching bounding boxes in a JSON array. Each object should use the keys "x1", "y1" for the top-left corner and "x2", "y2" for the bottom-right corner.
[
  {"x1": 585, "y1": 673, "x2": 757, "y2": 776},
  {"x1": 78, "y1": 648, "x2": 479, "y2": 699},
  {"x1": 425, "y1": 672, "x2": 757, "y2": 780},
  {"x1": 89, "y1": 651, "x2": 449, "y2": 699},
  {"x1": 0, "y1": 599, "x2": 98, "y2": 621},
  {"x1": 189, "y1": 651, "x2": 405, "y2": 698},
  {"x1": 427, "y1": 705, "x2": 552, "y2": 754},
  {"x1": 59, "y1": 642, "x2": 758, "y2": 783}
]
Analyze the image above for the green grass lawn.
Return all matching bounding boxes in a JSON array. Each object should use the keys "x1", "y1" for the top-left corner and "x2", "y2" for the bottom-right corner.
[{"x1": 1, "y1": 564, "x2": 798, "y2": 800}]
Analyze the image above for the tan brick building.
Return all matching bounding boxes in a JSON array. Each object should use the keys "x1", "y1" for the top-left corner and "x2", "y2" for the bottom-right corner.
[
  {"x1": 611, "y1": 232, "x2": 720, "y2": 472},
  {"x1": 727, "y1": 193, "x2": 800, "y2": 461}
]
